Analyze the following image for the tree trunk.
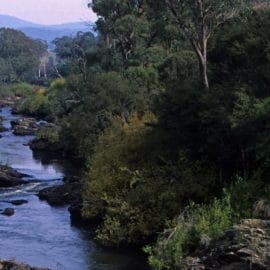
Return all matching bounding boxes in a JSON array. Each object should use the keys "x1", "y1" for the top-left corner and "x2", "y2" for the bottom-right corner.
[
  {"x1": 199, "y1": 57, "x2": 209, "y2": 90},
  {"x1": 194, "y1": 35, "x2": 209, "y2": 90}
]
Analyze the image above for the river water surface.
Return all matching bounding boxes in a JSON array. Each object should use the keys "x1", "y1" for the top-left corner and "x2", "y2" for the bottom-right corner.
[{"x1": 0, "y1": 107, "x2": 147, "y2": 270}]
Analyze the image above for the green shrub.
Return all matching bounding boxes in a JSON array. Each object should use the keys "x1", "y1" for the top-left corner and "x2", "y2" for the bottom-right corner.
[
  {"x1": 83, "y1": 113, "x2": 188, "y2": 245},
  {"x1": 145, "y1": 174, "x2": 270, "y2": 270},
  {"x1": 144, "y1": 223, "x2": 190, "y2": 270},
  {"x1": 145, "y1": 193, "x2": 235, "y2": 270},
  {"x1": 13, "y1": 82, "x2": 33, "y2": 97},
  {"x1": 191, "y1": 196, "x2": 234, "y2": 243},
  {"x1": 0, "y1": 82, "x2": 32, "y2": 98},
  {"x1": 82, "y1": 113, "x2": 221, "y2": 246},
  {"x1": 36, "y1": 126, "x2": 60, "y2": 144},
  {"x1": 17, "y1": 91, "x2": 48, "y2": 116}
]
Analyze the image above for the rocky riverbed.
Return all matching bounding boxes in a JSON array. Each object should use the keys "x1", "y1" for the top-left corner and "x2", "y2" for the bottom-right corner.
[{"x1": 0, "y1": 106, "x2": 148, "y2": 270}]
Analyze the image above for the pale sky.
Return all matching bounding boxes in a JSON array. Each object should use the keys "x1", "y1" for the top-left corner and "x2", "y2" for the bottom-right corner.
[{"x1": 0, "y1": 0, "x2": 97, "y2": 25}]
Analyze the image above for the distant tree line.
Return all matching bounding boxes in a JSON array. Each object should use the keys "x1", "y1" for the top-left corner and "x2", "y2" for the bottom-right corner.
[{"x1": 0, "y1": 28, "x2": 47, "y2": 83}]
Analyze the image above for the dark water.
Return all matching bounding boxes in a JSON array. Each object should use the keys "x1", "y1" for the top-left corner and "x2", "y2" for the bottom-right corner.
[{"x1": 0, "y1": 107, "x2": 148, "y2": 270}]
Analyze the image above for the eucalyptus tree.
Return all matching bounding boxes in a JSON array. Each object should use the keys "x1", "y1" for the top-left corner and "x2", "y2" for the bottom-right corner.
[
  {"x1": 89, "y1": 0, "x2": 155, "y2": 69},
  {"x1": 53, "y1": 32, "x2": 96, "y2": 79},
  {"x1": 148, "y1": 0, "x2": 250, "y2": 89}
]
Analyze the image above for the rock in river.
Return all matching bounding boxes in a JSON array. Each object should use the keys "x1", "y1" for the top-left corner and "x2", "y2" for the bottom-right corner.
[
  {"x1": 38, "y1": 176, "x2": 104, "y2": 225},
  {"x1": 1, "y1": 208, "x2": 15, "y2": 216},
  {"x1": 9, "y1": 199, "x2": 28, "y2": 206},
  {"x1": 29, "y1": 137, "x2": 64, "y2": 154},
  {"x1": 0, "y1": 200, "x2": 29, "y2": 206},
  {"x1": 0, "y1": 260, "x2": 49, "y2": 270},
  {"x1": 0, "y1": 165, "x2": 27, "y2": 187},
  {"x1": 11, "y1": 117, "x2": 39, "y2": 136},
  {"x1": 38, "y1": 176, "x2": 82, "y2": 206}
]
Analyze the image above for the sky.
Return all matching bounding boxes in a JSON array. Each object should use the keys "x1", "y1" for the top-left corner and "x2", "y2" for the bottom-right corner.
[{"x1": 0, "y1": 0, "x2": 97, "y2": 25}]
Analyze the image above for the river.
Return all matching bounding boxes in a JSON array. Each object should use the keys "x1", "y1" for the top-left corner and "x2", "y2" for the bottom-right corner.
[{"x1": 0, "y1": 107, "x2": 148, "y2": 270}]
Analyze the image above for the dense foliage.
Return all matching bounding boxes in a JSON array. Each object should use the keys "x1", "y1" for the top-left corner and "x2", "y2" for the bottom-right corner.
[
  {"x1": 1, "y1": 2, "x2": 270, "y2": 269},
  {"x1": 0, "y1": 28, "x2": 47, "y2": 83},
  {"x1": 81, "y1": 3, "x2": 270, "y2": 254},
  {"x1": 53, "y1": 31, "x2": 97, "y2": 76}
]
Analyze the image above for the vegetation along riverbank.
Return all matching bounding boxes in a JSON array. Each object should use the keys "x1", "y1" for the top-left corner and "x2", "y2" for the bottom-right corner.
[{"x1": 1, "y1": 0, "x2": 270, "y2": 269}]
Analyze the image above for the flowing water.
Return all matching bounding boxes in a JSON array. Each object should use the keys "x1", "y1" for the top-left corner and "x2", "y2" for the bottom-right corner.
[{"x1": 0, "y1": 107, "x2": 148, "y2": 270}]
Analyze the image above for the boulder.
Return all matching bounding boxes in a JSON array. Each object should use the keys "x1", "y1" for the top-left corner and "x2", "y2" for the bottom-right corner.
[
  {"x1": 38, "y1": 176, "x2": 82, "y2": 206},
  {"x1": 185, "y1": 219, "x2": 270, "y2": 270},
  {"x1": 0, "y1": 125, "x2": 7, "y2": 132},
  {"x1": 38, "y1": 176, "x2": 97, "y2": 224},
  {"x1": 11, "y1": 118, "x2": 38, "y2": 136},
  {"x1": 0, "y1": 200, "x2": 28, "y2": 206},
  {"x1": 0, "y1": 165, "x2": 27, "y2": 187},
  {"x1": 9, "y1": 200, "x2": 28, "y2": 206},
  {"x1": 29, "y1": 138, "x2": 49, "y2": 151},
  {"x1": 1, "y1": 208, "x2": 15, "y2": 216},
  {"x1": 29, "y1": 138, "x2": 64, "y2": 153},
  {"x1": 0, "y1": 260, "x2": 49, "y2": 270}
]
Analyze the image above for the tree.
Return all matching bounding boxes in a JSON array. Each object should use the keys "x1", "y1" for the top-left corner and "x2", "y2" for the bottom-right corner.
[
  {"x1": 149, "y1": 0, "x2": 249, "y2": 89},
  {"x1": 53, "y1": 32, "x2": 96, "y2": 79},
  {"x1": 0, "y1": 28, "x2": 47, "y2": 82},
  {"x1": 90, "y1": 0, "x2": 156, "y2": 69}
]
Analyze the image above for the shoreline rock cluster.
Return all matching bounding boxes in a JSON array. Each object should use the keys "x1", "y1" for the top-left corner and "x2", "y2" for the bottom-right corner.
[
  {"x1": 0, "y1": 108, "x2": 82, "y2": 223},
  {"x1": 29, "y1": 137, "x2": 64, "y2": 155},
  {"x1": 11, "y1": 118, "x2": 39, "y2": 136},
  {"x1": 0, "y1": 165, "x2": 27, "y2": 187},
  {"x1": 0, "y1": 98, "x2": 15, "y2": 108},
  {"x1": 185, "y1": 219, "x2": 270, "y2": 270},
  {"x1": 0, "y1": 165, "x2": 29, "y2": 216},
  {"x1": 38, "y1": 176, "x2": 85, "y2": 223}
]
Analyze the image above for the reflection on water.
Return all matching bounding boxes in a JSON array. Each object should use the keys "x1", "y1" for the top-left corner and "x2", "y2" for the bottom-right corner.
[{"x1": 0, "y1": 107, "x2": 148, "y2": 270}]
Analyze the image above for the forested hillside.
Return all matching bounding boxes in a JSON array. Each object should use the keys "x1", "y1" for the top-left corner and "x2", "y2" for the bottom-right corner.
[
  {"x1": 0, "y1": 28, "x2": 47, "y2": 83},
  {"x1": 0, "y1": 0, "x2": 270, "y2": 269}
]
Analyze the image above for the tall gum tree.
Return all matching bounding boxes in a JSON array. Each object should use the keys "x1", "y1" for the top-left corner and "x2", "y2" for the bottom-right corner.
[
  {"x1": 89, "y1": 0, "x2": 153, "y2": 69},
  {"x1": 150, "y1": 0, "x2": 250, "y2": 89}
]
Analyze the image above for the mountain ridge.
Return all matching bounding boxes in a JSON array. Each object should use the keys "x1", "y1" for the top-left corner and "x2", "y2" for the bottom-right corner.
[
  {"x1": 0, "y1": 14, "x2": 94, "y2": 46},
  {"x1": 0, "y1": 14, "x2": 93, "y2": 30}
]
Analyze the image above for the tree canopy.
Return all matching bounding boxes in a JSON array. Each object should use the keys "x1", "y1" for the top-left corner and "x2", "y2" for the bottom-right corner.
[{"x1": 0, "y1": 28, "x2": 47, "y2": 83}]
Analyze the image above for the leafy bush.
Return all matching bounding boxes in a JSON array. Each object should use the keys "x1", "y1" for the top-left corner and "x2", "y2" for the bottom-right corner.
[
  {"x1": 145, "y1": 175, "x2": 270, "y2": 270},
  {"x1": 144, "y1": 222, "x2": 190, "y2": 270},
  {"x1": 145, "y1": 193, "x2": 235, "y2": 270},
  {"x1": 0, "y1": 82, "x2": 32, "y2": 98},
  {"x1": 36, "y1": 126, "x2": 60, "y2": 144},
  {"x1": 83, "y1": 113, "x2": 179, "y2": 245},
  {"x1": 17, "y1": 91, "x2": 48, "y2": 116},
  {"x1": 82, "y1": 113, "x2": 221, "y2": 246}
]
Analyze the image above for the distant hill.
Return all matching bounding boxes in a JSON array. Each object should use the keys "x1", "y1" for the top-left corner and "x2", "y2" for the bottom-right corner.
[
  {"x1": 0, "y1": 14, "x2": 39, "y2": 28},
  {"x1": 0, "y1": 15, "x2": 94, "y2": 48}
]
